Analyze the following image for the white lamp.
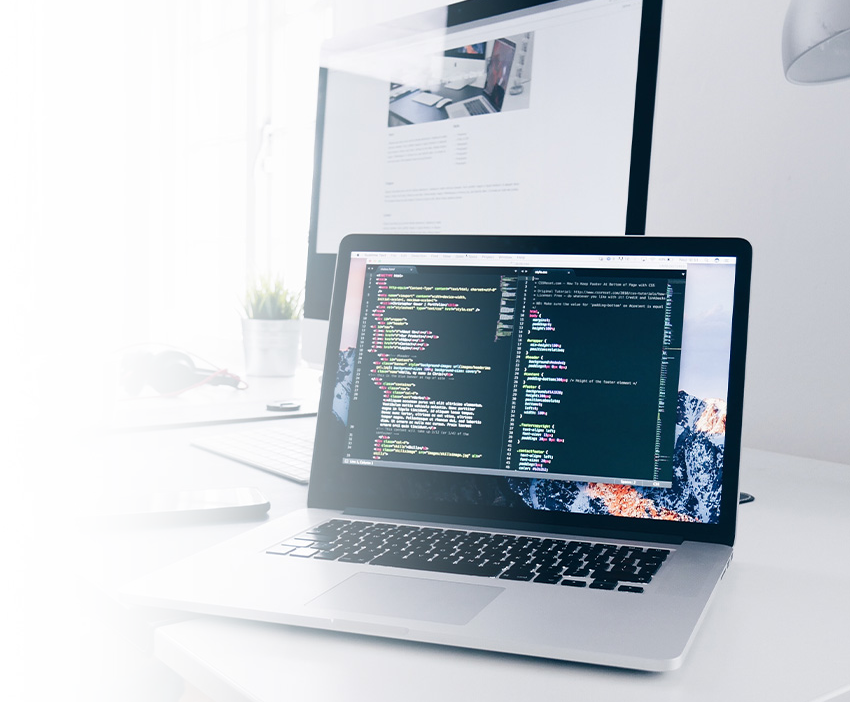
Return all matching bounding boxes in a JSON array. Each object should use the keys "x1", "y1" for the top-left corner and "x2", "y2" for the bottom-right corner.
[{"x1": 783, "y1": 0, "x2": 850, "y2": 83}]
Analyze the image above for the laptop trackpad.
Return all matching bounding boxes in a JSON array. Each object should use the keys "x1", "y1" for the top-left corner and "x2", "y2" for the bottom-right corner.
[{"x1": 307, "y1": 572, "x2": 504, "y2": 625}]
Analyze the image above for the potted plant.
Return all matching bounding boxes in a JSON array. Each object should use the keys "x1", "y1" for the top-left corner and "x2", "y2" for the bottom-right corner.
[{"x1": 241, "y1": 277, "x2": 303, "y2": 377}]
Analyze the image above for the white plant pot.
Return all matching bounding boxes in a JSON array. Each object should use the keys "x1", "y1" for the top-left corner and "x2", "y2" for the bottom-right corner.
[{"x1": 242, "y1": 318, "x2": 301, "y2": 377}]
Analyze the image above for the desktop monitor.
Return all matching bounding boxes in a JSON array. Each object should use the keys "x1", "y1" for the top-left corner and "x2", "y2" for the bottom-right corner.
[
  {"x1": 303, "y1": 0, "x2": 663, "y2": 366},
  {"x1": 442, "y1": 42, "x2": 487, "y2": 90}
]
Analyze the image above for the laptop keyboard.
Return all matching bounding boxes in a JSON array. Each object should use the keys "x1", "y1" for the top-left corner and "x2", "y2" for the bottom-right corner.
[
  {"x1": 465, "y1": 99, "x2": 490, "y2": 116},
  {"x1": 267, "y1": 519, "x2": 670, "y2": 592}
]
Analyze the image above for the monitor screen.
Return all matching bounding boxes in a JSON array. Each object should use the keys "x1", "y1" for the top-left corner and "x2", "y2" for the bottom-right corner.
[
  {"x1": 305, "y1": 0, "x2": 663, "y2": 329},
  {"x1": 444, "y1": 42, "x2": 487, "y2": 60}
]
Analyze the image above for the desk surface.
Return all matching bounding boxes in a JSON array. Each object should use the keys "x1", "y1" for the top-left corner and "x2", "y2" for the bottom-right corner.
[
  {"x1": 106, "y1": 367, "x2": 322, "y2": 431},
  {"x1": 67, "y1": 423, "x2": 850, "y2": 702},
  {"x1": 388, "y1": 85, "x2": 481, "y2": 125}
]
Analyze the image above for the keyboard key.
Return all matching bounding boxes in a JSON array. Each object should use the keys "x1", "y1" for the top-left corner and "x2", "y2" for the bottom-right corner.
[
  {"x1": 313, "y1": 549, "x2": 345, "y2": 561},
  {"x1": 589, "y1": 581, "x2": 617, "y2": 590},
  {"x1": 338, "y1": 552, "x2": 375, "y2": 564},
  {"x1": 561, "y1": 579, "x2": 587, "y2": 588},
  {"x1": 641, "y1": 560, "x2": 664, "y2": 575},
  {"x1": 499, "y1": 568, "x2": 536, "y2": 581},
  {"x1": 266, "y1": 544, "x2": 295, "y2": 556},
  {"x1": 592, "y1": 568, "x2": 651, "y2": 584},
  {"x1": 293, "y1": 536, "x2": 319, "y2": 544},
  {"x1": 290, "y1": 547, "x2": 319, "y2": 558},
  {"x1": 304, "y1": 531, "x2": 334, "y2": 542}
]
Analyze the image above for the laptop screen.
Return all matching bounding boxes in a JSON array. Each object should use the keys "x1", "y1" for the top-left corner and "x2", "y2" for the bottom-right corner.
[
  {"x1": 481, "y1": 38, "x2": 516, "y2": 111},
  {"x1": 312, "y1": 236, "x2": 750, "y2": 540}
]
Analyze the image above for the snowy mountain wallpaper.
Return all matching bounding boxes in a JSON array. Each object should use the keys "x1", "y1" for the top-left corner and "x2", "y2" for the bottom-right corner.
[
  {"x1": 333, "y1": 344, "x2": 727, "y2": 525},
  {"x1": 504, "y1": 390, "x2": 726, "y2": 523}
]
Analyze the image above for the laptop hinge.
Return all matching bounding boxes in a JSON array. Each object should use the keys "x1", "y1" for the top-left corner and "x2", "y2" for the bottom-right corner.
[{"x1": 341, "y1": 508, "x2": 685, "y2": 546}]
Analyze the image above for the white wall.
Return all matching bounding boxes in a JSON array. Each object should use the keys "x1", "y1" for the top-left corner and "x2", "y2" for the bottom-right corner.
[
  {"x1": 2, "y1": 0, "x2": 131, "y2": 424},
  {"x1": 648, "y1": 0, "x2": 850, "y2": 463}
]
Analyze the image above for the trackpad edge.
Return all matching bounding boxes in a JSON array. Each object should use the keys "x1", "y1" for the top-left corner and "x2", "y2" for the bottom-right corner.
[{"x1": 306, "y1": 572, "x2": 504, "y2": 625}]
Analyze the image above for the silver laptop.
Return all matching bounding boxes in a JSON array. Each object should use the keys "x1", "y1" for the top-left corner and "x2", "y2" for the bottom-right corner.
[
  {"x1": 445, "y1": 38, "x2": 516, "y2": 118},
  {"x1": 122, "y1": 234, "x2": 752, "y2": 671}
]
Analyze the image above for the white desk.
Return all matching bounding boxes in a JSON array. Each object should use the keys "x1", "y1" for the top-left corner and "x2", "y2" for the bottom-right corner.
[
  {"x1": 69, "y1": 429, "x2": 850, "y2": 702},
  {"x1": 106, "y1": 367, "x2": 322, "y2": 431}
]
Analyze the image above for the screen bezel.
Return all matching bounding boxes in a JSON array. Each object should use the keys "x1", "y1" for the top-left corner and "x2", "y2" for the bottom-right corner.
[
  {"x1": 308, "y1": 234, "x2": 751, "y2": 548},
  {"x1": 304, "y1": 0, "x2": 664, "y2": 322}
]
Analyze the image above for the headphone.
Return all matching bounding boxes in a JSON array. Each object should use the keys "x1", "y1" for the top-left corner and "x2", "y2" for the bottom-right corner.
[{"x1": 121, "y1": 349, "x2": 244, "y2": 396}]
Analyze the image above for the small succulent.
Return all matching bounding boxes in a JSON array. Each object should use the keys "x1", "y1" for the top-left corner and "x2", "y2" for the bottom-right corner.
[{"x1": 243, "y1": 276, "x2": 303, "y2": 320}]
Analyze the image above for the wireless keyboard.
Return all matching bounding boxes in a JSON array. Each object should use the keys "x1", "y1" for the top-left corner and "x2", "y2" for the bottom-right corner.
[{"x1": 192, "y1": 422, "x2": 315, "y2": 484}]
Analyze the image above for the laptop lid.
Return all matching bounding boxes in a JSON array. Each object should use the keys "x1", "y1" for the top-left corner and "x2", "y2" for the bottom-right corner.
[
  {"x1": 482, "y1": 38, "x2": 516, "y2": 111},
  {"x1": 309, "y1": 235, "x2": 751, "y2": 548}
]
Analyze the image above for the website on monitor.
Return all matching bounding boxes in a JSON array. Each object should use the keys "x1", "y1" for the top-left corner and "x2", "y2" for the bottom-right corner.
[{"x1": 315, "y1": 0, "x2": 645, "y2": 254}]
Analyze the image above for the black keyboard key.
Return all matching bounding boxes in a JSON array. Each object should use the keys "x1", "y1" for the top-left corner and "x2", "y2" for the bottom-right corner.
[
  {"x1": 313, "y1": 549, "x2": 345, "y2": 561},
  {"x1": 618, "y1": 585, "x2": 645, "y2": 593},
  {"x1": 592, "y1": 568, "x2": 652, "y2": 584},
  {"x1": 311, "y1": 523, "x2": 337, "y2": 534},
  {"x1": 589, "y1": 581, "x2": 617, "y2": 590},
  {"x1": 561, "y1": 578, "x2": 587, "y2": 588},
  {"x1": 641, "y1": 561, "x2": 664, "y2": 576},
  {"x1": 484, "y1": 558, "x2": 512, "y2": 572},
  {"x1": 499, "y1": 568, "x2": 536, "y2": 581}
]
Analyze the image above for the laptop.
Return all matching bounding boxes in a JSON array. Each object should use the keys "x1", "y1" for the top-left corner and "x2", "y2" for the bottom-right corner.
[
  {"x1": 122, "y1": 234, "x2": 752, "y2": 672},
  {"x1": 445, "y1": 38, "x2": 516, "y2": 118}
]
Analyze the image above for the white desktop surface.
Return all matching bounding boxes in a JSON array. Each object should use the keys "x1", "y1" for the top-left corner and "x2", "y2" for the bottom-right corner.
[
  {"x1": 130, "y1": 448, "x2": 850, "y2": 702},
  {"x1": 63, "y1": 409, "x2": 850, "y2": 702},
  {"x1": 106, "y1": 367, "x2": 323, "y2": 431}
]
